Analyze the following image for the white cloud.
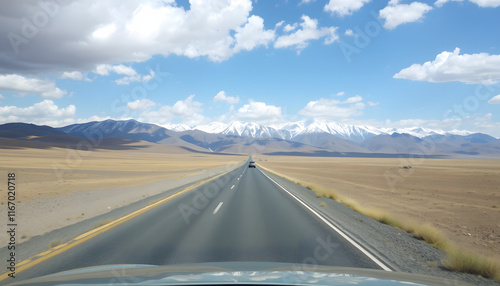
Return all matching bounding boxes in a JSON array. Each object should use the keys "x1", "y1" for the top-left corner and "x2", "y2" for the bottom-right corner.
[
  {"x1": 368, "y1": 101, "x2": 379, "y2": 106},
  {"x1": 138, "y1": 95, "x2": 205, "y2": 126},
  {"x1": 61, "y1": 71, "x2": 92, "y2": 82},
  {"x1": 379, "y1": 2, "x2": 432, "y2": 29},
  {"x1": 127, "y1": 99, "x2": 156, "y2": 111},
  {"x1": 0, "y1": 100, "x2": 75, "y2": 124},
  {"x1": 469, "y1": 0, "x2": 500, "y2": 7},
  {"x1": 0, "y1": 0, "x2": 282, "y2": 74},
  {"x1": 0, "y1": 74, "x2": 67, "y2": 99},
  {"x1": 433, "y1": 0, "x2": 500, "y2": 8},
  {"x1": 336, "y1": 91, "x2": 345, "y2": 96},
  {"x1": 284, "y1": 23, "x2": 298, "y2": 33},
  {"x1": 434, "y1": 0, "x2": 463, "y2": 7},
  {"x1": 324, "y1": 0, "x2": 371, "y2": 16},
  {"x1": 300, "y1": 0, "x2": 316, "y2": 4},
  {"x1": 344, "y1": 29, "x2": 355, "y2": 36},
  {"x1": 213, "y1": 91, "x2": 239, "y2": 104},
  {"x1": 236, "y1": 101, "x2": 283, "y2": 123},
  {"x1": 344, "y1": 95, "x2": 363, "y2": 103},
  {"x1": 94, "y1": 64, "x2": 137, "y2": 76},
  {"x1": 394, "y1": 48, "x2": 500, "y2": 84},
  {"x1": 61, "y1": 71, "x2": 83, "y2": 80},
  {"x1": 488, "y1": 94, "x2": 500, "y2": 104},
  {"x1": 115, "y1": 70, "x2": 155, "y2": 85},
  {"x1": 233, "y1": 15, "x2": 275, "y2": 53},
  {"x1": 92, "y1": 23, "x2": 117, "y2": 39},
  {"x1": 0, "y1": 94, "x2": 4, "y2": 99},
  {"x1": 299, "y1": 97, "x2": 365, "y2": 119},
  {"x1": 274, "y1": 15, "x2": 338, "y2": 52}
]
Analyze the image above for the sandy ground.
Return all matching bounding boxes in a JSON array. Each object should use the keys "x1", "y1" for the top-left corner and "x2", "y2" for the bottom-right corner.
[
  {"x1": 254, "y1": 155, "x2": 500, "y2": 261},
  {"x1": 0, "y1": 144, "x2": 245, "y2": 247}
]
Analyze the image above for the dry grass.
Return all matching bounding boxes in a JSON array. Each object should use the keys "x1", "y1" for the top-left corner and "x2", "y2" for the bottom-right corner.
[
  {"x1": 319, "y1": 201, "x2": 327, "y2": 207},
  {"x1": 0, "y1": 146, "x2": 245, "y2": 201},
  {"x1": 259, "y1": 164, "x2": 500, "y2": 281},
  {"x1": 444, "y1": 248, "x2": 500, "y2": 280}
]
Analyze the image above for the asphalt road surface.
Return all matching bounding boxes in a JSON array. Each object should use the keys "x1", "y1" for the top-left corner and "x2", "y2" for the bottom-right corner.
[{"x1": 9, "y1": 160, "x2": 384, "y2": 282}]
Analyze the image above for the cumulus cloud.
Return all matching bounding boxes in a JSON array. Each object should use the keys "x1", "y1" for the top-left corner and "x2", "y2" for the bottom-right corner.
[
  {"x1": 0, "y1": 0, "x2": 280, "y2": 75},
  {"x1": 344, "y1": 29, "x2": 355, "y2": 36},
  {"x1": 236, "y1": 101, "x2": 283, "y2": 123},
  {"x1": 434, "y1": 0, "x2": 463, "y2": 7},
  {"x1": 488, "y1": 95, "x2": 500, "y2": 104},
  {"x1": 344, "y1": 95, "x2": 363, "y2": 103},
  {"x1": 115, "y1": 70, "x2": 155, "y2": 85},
  {"x1": 274, "y1": 15, "x2": 338, "y2": 52},
  {"x1": 138, "y1": 95, "x2": 205, "y2": 126},
  {"x1": 394, "y1": 48, "x2": 500, "y2": 84},
  {"x1": 0, "y1": 100, "x2": 75, "y2": 124},
  {"x1": 213, "y1": 91, "x2": 239, "y2": 104},
  {"x1": 61, "y1": 71, "x2": 82, "y2": 80},
  {"x1": 0, "y1": 74, "x2": 67, "y2": 99},
  {"x1": 94, "y1": 64, "x2": 137, "y2": 76},
  {"x1": 324, "y1": 0, "x2": 371, "y2": 16},
  {"x1": 469, "y1": 0, "x2": 500, "y2": 7},
  {"x1": 233, "y1": 15, "x2": 275, "y2": 53},
  {"x1": 379, "y1": 1, "x2": 432, "y2": 29},
  {"x1": 299, "y1": 96, "x2": 366, "y2": 119},
  {"x1": 127, "y1": 99, "x2": 156, "y2": 111}
]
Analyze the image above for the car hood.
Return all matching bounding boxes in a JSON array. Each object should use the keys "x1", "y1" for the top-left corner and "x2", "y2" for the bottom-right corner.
[{"x1": 10, "y1": 262, "x2": 472, "y2": 286}]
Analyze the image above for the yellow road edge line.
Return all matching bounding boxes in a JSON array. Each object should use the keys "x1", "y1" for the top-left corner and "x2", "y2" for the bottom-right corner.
[{"x1": 0, "y1": 164, "x2": 242, "y2": 282}]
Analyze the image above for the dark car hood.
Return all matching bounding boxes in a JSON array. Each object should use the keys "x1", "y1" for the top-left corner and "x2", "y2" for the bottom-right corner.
[{"x1": 10, "y1": 262, "x2": 472, "y2": 286}]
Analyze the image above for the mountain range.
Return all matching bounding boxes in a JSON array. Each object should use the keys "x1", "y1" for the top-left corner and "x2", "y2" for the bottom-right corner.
[{"x1": 1, "y1": 119, "x2": 499, "y2": 157}]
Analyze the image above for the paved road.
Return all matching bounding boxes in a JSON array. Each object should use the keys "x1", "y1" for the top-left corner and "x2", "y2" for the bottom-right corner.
[{"x1": 10, "y1": 160, "x2": 383, "y2": 282}]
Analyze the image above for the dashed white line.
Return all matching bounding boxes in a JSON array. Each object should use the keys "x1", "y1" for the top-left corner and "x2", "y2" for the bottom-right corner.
[
  {"x1": 213, "y1": 202, "x2": 223, "y2": 214},
  {"x1": 259, "y1": 169, "x2": 393, "y2": 272},
  {"x1": 231, "y1": 185, "x2": 235, "y2": 189}
]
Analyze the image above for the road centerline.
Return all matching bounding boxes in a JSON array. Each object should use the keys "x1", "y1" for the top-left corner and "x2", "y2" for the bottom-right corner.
[{"x1": 213, "y1": 202, "x2": 224, "y2": 214}]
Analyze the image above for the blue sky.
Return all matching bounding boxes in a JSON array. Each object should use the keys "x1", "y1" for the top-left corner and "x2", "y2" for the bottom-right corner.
[{"x1": 0, "y1": 0, "x2": 499, "y2": 136}]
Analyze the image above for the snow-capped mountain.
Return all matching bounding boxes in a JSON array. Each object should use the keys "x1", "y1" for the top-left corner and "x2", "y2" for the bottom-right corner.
[
  {"x1": 3, "y1": 119, "x2": 498, "y2": 156},
  {"x1": 172, "y1": 120, "x2": 476, "y2": 143}
]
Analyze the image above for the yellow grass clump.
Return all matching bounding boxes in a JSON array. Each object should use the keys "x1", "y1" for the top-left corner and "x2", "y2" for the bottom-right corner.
[{"x1": 444, "y1": 248, "x2": 500, "y2": 281}]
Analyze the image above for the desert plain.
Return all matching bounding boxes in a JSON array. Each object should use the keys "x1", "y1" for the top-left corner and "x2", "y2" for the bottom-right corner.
[
  {"x1": 0, "y1": 141, "x2": 245, "y2": 245},
  {"x1": 1, "y1": 140, "x2": 499, "y2": 264},
  {"x1": 254, "y1": 155, "x2": 500, "y2": 261}
]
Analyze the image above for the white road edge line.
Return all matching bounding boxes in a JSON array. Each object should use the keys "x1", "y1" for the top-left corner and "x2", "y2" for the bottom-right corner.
[
  {"x1": 259, "y1": 169, "x2": 393, "y2": 272},
  {"x1": 213, "y1": 202, "x2": 223, "y2": 214}
]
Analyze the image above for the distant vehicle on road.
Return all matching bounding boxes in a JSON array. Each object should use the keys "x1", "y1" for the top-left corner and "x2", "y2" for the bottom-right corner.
[{"x1": 248, "y1": 161, "x2": 256, "y2": 168}]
